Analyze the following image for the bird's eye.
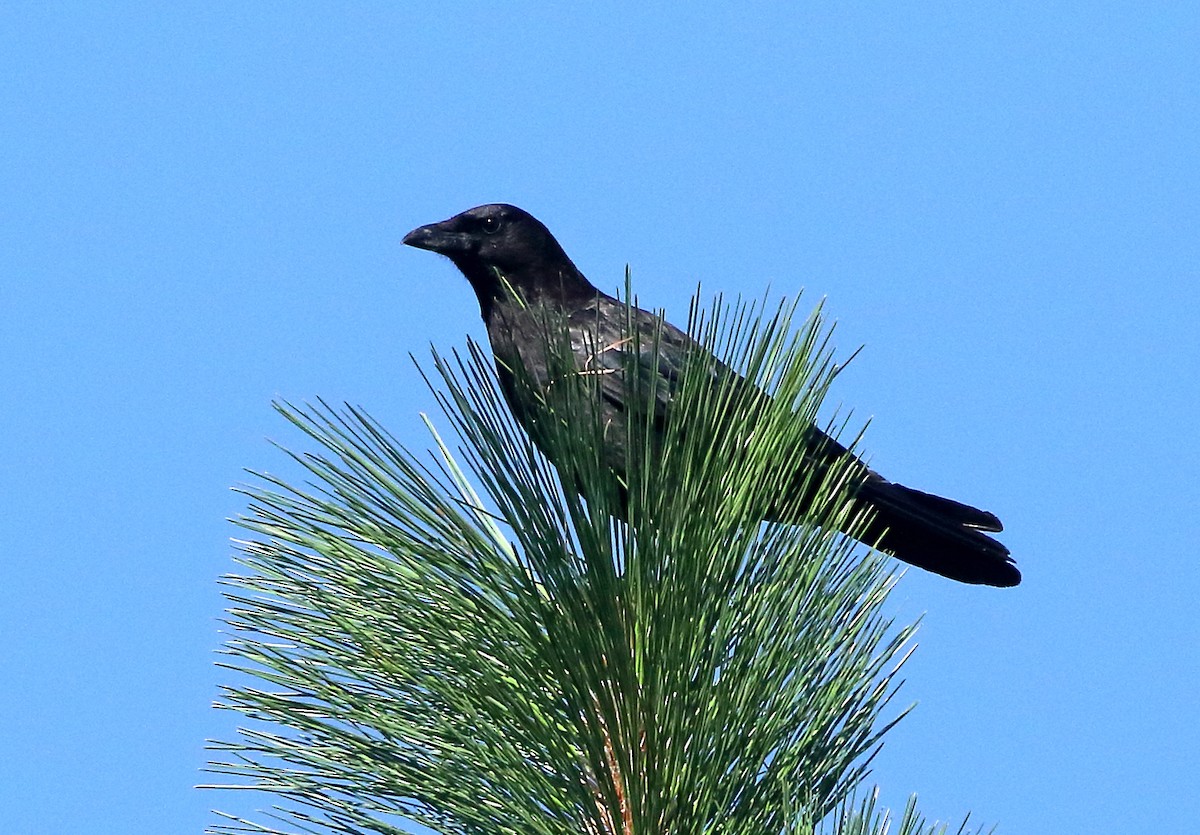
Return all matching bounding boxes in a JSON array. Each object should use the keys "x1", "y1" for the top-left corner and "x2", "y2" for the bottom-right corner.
[{"x1": 481, "y1": 216, "x2": 502, "y2": 235}]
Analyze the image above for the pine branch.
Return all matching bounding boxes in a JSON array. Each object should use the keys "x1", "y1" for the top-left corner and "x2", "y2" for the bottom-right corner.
[{"x1": 206, "y1": 291, "x2": 920, "y2": 835}]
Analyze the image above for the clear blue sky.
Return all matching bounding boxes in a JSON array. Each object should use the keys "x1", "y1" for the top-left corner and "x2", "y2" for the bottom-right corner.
[{"x1": 3, "y1": 3, "x2": 1197, "y2": 832}]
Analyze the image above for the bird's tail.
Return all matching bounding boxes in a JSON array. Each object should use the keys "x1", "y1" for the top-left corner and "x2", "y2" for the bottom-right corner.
[{"x1": 854, "y1": 481, "x2": 1021, "y2": 587}]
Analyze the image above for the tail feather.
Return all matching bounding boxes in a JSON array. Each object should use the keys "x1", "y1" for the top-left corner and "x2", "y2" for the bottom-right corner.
[
  {"x1": 879, "y1": 484, "x2": 1004, "y2": 532},
  {"x1": 855, "y1": 480, "x2": 1020, "y2": 587}
]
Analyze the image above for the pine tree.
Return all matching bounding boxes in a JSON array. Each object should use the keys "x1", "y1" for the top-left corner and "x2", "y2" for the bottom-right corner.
[{"x1": 205, "y1": 291, "x2": 989, "y2": 835}]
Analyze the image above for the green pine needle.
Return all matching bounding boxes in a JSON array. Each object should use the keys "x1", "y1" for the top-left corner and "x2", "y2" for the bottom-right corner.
[{"x1": 206, "y1": 290, "x2": 924, "y2": 835}]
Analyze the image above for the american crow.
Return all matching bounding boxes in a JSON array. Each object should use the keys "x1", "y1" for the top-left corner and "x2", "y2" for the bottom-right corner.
[{"x1": 404, "y1": 203, "x2": 1020, "y2": 587}]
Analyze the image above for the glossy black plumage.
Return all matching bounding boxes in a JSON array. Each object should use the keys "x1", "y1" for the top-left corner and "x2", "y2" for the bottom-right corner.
[{"x1": 404, "y1": 203, "x2": 1020, "y2": 587}]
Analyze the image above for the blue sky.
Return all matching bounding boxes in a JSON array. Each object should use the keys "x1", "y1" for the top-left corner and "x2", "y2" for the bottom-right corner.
[{"x1": 3, "y1": 3, "x2": 1197, "y2": 832}]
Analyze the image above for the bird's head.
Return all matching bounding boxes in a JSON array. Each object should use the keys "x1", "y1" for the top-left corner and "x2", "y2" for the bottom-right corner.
[{"x1": 403, "y1": 203, "x2": 594, "y2": 317}]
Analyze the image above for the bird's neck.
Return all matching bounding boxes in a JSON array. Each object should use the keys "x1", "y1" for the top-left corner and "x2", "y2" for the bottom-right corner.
[{"x1": 462, "y1": 261, "x2": 598, "y2": 324}]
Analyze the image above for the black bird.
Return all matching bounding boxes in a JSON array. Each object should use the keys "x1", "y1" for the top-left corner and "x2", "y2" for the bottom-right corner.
[{"x1": 403, "y1": 203, "x2": 1020, "y2": 587}]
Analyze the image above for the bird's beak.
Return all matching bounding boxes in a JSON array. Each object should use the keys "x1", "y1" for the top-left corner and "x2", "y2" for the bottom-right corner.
[{"x1": 402, "y1": 220, "x2": 473, "y2": 255}]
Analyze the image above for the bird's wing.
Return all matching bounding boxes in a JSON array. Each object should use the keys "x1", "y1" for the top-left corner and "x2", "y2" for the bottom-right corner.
[{"x1": 567, "y1": 295, "x2": 726, "y2": 427}]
